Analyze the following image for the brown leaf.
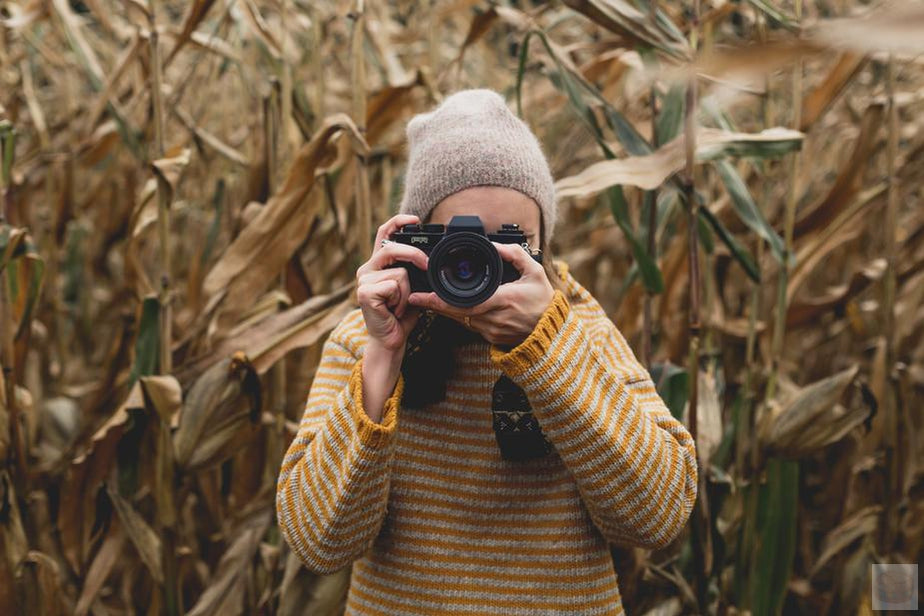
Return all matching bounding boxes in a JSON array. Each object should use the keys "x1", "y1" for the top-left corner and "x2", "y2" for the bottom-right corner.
[
  {"x1": 562, "y1": 0, "x2": 690, "y2": 60},
  {"x1": 186, "y1": 510, "x2": 272, "y2": 616},
  {"x1": 18, "y1": 551, "x2": 69, "y2": 616},
  {"x1": 761, "y1": 365, "x2": 871, "y2": 458},
  {"x1": 201, "y1": 114, "x2": 367, "y2": 327},
  {"x1": 801, "y1": 53, "x2": 867, "y2": 132},
  {"x1": 682, "y1": 364, "x2": 723, "y2": 467},
  {"x1": 279, "y1": 550, "x2": 350, "y2": 616},
  {"x1": 555, "y1": 127, "x2": 803, "y2": 197},
  {"x1": 75, "y1": 522, "x2": 126, "y2": 616},
  {"x1": 60, "y1": 383, "x2": 143, "y2": 572},
  {"x1": 250, "y1": 295, "x2": 355, "y2": 374},
  {"x1": 139, "y1": 375, "x2": 182, "y2": 423},
  {"x1": 106, "y1": 485, "x2": 163, "y2": 584},
  {"x1": 787, "y1": 259, "x2": 887, "y2": 328},
  {"x1": 150, "y1": 147, "x2": 192, "y2": 207},
  {"x1": 365, "y1": 70, "x2": 425, "y2": 146},
  {"x1": 792, "y1": 104, "x2": 884, "y2": 239},
  {"x1": 811, "y1": 3, "x2": 924, "y2": 54},
  {"x1": 164, "y1": 0, "x2": 219, "y2": 67},
  {"x1": 810, "y1": 505, "x2": 881, "y2": 577},
  {"x1": 175, "y1": 285, "x2": 352, "y2": 388},
  {"x1": 173, "y1": 353, "x2": 261, "y2": 471}
]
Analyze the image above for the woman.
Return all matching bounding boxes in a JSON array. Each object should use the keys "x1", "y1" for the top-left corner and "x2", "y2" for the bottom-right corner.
[{"x1": 276, "y1": 89, "x2": 698, "y2": 615}]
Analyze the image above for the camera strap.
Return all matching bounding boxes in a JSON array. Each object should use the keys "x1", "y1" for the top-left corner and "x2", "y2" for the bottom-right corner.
[{"x1": 491, "y1": 375, "x2": 554, "y2": 461}]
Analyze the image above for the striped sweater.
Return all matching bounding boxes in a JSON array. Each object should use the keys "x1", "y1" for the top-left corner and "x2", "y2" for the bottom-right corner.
[{"x1": 276, "y1": 264, "x2": 698, "y2": 615}]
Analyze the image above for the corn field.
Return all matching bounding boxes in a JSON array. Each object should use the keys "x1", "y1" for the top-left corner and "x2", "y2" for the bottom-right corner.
[{"x1": 0, "y1": 0, "x2": 922, "y2": 614}]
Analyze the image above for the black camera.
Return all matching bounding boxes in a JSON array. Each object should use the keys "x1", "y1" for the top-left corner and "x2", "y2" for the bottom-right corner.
[{"x1": 387, "y1": 215, "x2": 542, "y2": 308}]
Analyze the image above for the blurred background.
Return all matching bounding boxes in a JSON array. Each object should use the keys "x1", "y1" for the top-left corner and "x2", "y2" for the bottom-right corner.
[{"x1": 0, "y1": 0, "x2": 921, "y2": 614}]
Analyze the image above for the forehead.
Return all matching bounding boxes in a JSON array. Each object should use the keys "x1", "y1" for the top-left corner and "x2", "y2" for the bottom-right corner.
[{"x1": 429, "y1": 187, "x2": 541, "y2": 235}]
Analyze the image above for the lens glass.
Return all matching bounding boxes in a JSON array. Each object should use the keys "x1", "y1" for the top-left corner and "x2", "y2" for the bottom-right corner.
[{"x1": 440, "y1": 245, "x2": 489, "y2": 293}]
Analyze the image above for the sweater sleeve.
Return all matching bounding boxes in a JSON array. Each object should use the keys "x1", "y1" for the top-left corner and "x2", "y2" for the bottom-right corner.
[
  {"x1": 489, "y1": 290, "x2": 698, "y2": 550},
  {"x1": 275, "y1": 327, "x2": 403, "y2": 574}
]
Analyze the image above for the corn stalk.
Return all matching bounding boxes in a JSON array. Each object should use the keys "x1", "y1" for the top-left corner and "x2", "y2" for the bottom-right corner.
[
  {"x1": 147, "y1": 15, "x2": 180, "y2": 615},
  {"x1": 350, "y1": 0, "x2": 372, "y2": 262}
]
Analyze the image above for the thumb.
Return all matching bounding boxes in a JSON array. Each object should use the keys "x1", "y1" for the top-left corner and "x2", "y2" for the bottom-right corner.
[{"x1": 493, "y1": 242, "x2": 540, "y2": 277}]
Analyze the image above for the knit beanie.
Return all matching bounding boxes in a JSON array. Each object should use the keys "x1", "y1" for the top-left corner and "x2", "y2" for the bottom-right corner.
[{"x1": 398, "y1": 88, "x2": 558, "y2": 241}]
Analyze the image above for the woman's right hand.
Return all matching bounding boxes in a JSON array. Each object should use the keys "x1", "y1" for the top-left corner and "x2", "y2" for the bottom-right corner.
[{"x1": 356, "y1": 214, "x2": 429, "y2": 354}]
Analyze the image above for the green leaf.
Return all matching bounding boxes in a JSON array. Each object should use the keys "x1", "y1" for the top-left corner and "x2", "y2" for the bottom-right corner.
[
  {"x1": 606, "y1": 188, "x2": 664, "y2": 293},
  {"x1": 650, "y1": 361, "x2": 689, "y2": 420},
  {"x1": 699, "y1": 207, "x2": 761, "y2": 282},
  {"x1": 602, "y1": 106, "x2": 651, "y2": 156},
  {"x1": 656, "y1": 83, "x2": 685, "y2": 145},
  {"x1": 516, "y1": 29, "x2": 662, "y2": 292},
  {"x1": 753, "y1": 458, "x2": 799, "y2": 616},
  {"x1": 561, "y1": 0, "x2": 691, "y2": 60},
  {"x1": 697, "y1": 206, "x2": 715, "y2": 254},
  {"x1": 129, "y1": 296, "x2": 161, "y2": 386},
  {"x1": 0, "y1": 121, "x2": 14, "y2": 187},
  {"x1": 745, "y1": 0, "x2": 799, "y2": 32},
  {"x1": 13, "y1": 242, "x2": 45, "y2": 341},
  {"x1": 713, "y1": 160, "x2": 788, "y2": 265}
]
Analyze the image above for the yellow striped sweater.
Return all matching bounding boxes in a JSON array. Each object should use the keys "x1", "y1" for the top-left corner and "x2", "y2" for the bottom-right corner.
[{"x1": 276, "y1": 264, "x2": 698, "y2": 615}]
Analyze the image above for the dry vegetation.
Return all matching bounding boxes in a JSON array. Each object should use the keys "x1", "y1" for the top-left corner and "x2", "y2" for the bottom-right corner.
[{"x1": 0, "y1": 0, "x2": 922, "y2": 614}]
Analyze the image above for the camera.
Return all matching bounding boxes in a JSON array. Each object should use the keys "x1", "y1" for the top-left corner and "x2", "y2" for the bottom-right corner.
[{"x1": 387, "y1": 215, "x2": 542, "y2": 308}]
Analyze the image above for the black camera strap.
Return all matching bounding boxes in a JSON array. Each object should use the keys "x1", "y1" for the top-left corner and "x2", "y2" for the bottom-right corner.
[
  {"x1": 491, "y1": 375, "x2": 554, "y2": 461},
  {"x1": 402, "y1": 312, "x2": 554, "y2": 461}
]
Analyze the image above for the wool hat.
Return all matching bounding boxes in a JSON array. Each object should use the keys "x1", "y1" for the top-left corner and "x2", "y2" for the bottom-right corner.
[{"x1": 397, "y1": 88, "x2": 557, "y2": 241}]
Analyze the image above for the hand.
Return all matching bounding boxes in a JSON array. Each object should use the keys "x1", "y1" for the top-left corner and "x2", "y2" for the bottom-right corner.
[
  {"x1": 356, "y1": 214, "x2": 429, "y2": 353},
  {"x1": 407, "y1": 242, "x2": 555, "y2": 348},
  {"x1": 356, "y1": 214, "x2": 429, "y2": 423}
]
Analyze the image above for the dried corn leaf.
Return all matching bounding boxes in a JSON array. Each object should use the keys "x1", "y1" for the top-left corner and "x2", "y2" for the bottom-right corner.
[
  {"x1": 60, "y1": 382, "x2": 143, "y2": 572},
  {"x1": 801, "y1": 53, "x2": 867, "y2": 132},
  {"x1": 201, "y1": 114, "x2": 368, "y2": 326},
  {"x1": 562, "y1": 0, "x2": 690, "y2": 60},
  {"x1": 75, "y1": 522, "x2": 125, "y2": 616},
  {"x1": 18, "y1": 551, "x2": 69, "y2": 615},
  {"x1": 556, "y1": 127, "x2": 803, "y2": 197},
  {"x1": 812, "y1": 3, "x2": 924, "y2": 54},
  {"x1": 173, "y1": 353, "x2": 261, "y2": 470},
  {"x1": 761, "y1": 365, "x2": 871, "y2": 458},
  {"x1": 186, "y1": 510, "x2": 271, "y2": 616},
  {"x1": 139, "y1": 375, "x2": 182, "y2": 423},
  {"x1": 810, "y1": 505, "x2": 881, "y2": 577},
  {"x1": 107, "y1": 485, "x2": 163, "y2": 584},
  {"x1": 164, "y1": 0, "x2": 218, "y2": 67}
]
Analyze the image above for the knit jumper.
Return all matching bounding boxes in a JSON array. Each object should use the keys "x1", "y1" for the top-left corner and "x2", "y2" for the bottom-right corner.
[{"x1": 276, "y1": 264, "x2": 699, "y2": 615}]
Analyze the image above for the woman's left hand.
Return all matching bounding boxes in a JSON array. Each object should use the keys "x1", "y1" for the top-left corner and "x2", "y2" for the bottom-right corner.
[{"x1": 407, "y1": 242, "x2": 555, "y2": 348}]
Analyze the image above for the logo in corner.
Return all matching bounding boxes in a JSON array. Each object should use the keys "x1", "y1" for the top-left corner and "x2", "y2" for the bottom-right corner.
[{"x1": 871, "y1": 563, "x2": 917, "y2": 610}]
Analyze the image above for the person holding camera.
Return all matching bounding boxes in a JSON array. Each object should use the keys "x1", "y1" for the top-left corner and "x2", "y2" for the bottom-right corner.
[{"x1": 276, "y1": 89, "x2": 698, "y2": 615}]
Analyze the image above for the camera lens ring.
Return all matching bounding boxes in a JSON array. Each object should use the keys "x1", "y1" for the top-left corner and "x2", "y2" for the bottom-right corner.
[{"x1": 426, "y1": 232, "x2": 503, "y2": 308}]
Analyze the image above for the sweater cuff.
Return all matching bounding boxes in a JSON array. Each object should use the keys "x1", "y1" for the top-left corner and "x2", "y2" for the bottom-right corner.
[
  {"x1": 490, "y1": 290, "x2": 571, "y2": 377},
  {"x1": 348, "y1": 359, "x2": 402, "y2": 448}
]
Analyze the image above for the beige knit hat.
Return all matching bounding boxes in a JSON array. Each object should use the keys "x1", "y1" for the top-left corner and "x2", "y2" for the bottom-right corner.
[{"x1": 397, "y1": 88, "x2": 558, "y2": 241}]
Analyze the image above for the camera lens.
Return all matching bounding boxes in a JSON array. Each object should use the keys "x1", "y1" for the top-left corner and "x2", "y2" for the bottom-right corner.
[
  {"x1": 442, "y1": 247, "x2": 483, "y2": 290},
  {"x1": 427, "y1": 233, "x2": 503, "y2": 308}
]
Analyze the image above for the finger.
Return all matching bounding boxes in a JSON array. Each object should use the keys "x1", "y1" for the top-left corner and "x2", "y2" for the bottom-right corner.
[
  {"x1": 493, "y1": 242, "x2": 541, "y2": 277},
  {"x1": 359, "y1": 242, "x2": 429, "y2": 276},
  {"x1": 357, "y1": 278, "x2": 401, "y2": 310},
  {"x1": 358, "y1": 269, "x2": 411, "y2": 316},
  {"x1": 407, "y1": 292, "x2": 468, "y2": 316},
  {"x1": 372, "y1": 214, "x2": 421, "y2": 253}
]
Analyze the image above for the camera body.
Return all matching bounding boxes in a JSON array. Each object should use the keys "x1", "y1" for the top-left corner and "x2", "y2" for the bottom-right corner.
[{"x1": 388, "y1": 215, "x2": 542, "y2": 308}]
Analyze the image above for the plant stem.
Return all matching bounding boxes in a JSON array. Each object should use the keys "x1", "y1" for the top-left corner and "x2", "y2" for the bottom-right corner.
[
  {"x1": 879, "y1": 53, "x2": 900, "y2": 556},
  {"x1": 351, "y1": 0, "x2": 372, "y2": 262},
  {"x1": 766, "y1": 0, "x2": 803, "y2": 404},
  {"x1": 149, "y1": 17, "x2": 180, "y2": 615}
]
